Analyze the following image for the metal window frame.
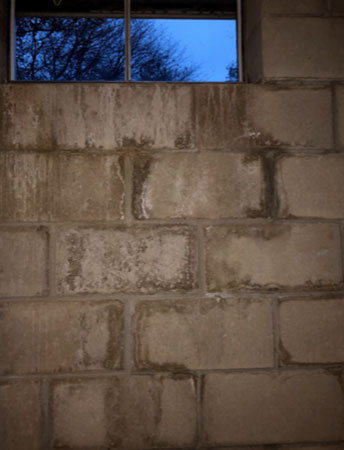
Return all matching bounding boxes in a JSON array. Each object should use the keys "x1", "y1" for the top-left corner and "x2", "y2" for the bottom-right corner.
[{"x1": 10, "y1": 0, "x2": 243, "y2": 82}]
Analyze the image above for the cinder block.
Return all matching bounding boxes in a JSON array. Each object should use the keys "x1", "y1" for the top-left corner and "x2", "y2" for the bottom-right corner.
[
  {"x1": 0, "y1": 227, "x2": 49, "y2": 298},
  {"x1": 0, "y1": 380, "x2": 43, "y2": 450},
  {"x1": 205, "y1": 223, "x2": 342, "y2": 291},
  {"x1": 55, "y1": 84, "x2": 195, "y2": 150},
  {"x1": 0, "y1": 153, "x2": 124, "y2": 222},
  {"x1": 277, "y1": 154, "x2": 344, "y2": 219},
  {"x1": 336, "y1": 86, "x2": 344, "y2": 148},
  {"x1": 263, "y1": 0, "x2": 324, "y2": 15},
  {"x1": 262, "y1": 17, "x2": 344, "y2": 79},
  {"x1": 279, "y1": 298, "x2": 344, "y2": 364},
  {"x1": 0, "y1": 153, "x2": 54, "y2": 221},
  {"x1": 193, "y1": 84, "x2": 248, "y2": 149},
  {"x1": 0, "y1": 85, "x2": 53, "y2": 151},
  {"x1": 0, "y1": 300, "x2": 123, "y2": 375},
  {"x1": 203, "y1": 370, "x2": 344, "y2": 445},
  {"x1": 56, "y1": 226, "x2": 196, "y2": 294},
  {"x1": 246, "y1": 86, "x2": 332, "y2": 149},
  {"x1": 194, "y1": 85, "x2": 332, "y2": 149},
  {"x1": 56, "y1": 153, "x2": 124, "y2": 221},
  {"x1": 134, "y1": 297, "x2": 274, "y2": 370},
  {"x1": 52, "y1": 375, "x2": 196, "y2": 449},
  {"x1": 133, "y1": 152, "x2": 266, "y2": 219}
]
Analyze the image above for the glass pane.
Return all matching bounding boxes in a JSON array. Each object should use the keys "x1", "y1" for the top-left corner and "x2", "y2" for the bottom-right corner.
[
  {"x1": 15, "y1": 16, "x2": 125, "y2": 81},
  {"x1": 131, "y1": 19, "x2": 237, "y2": 82}
]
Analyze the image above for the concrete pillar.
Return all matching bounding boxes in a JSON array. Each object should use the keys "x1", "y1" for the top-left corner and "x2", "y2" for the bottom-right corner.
[
  {"x1": 243, "y1": 0, "x2": 344, "y2": 82},
  {"x1": 0, "y1": 0, "x2": 9, "y2": 82}
]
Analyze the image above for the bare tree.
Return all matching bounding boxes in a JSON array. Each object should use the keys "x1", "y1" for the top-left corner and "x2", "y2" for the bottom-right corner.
[
  {"x1": 16, "y1": 17, "x2": 198, "y2": 81},
  {"x1": 226, "y1": 61, "x2": 238, "y2": 82}
]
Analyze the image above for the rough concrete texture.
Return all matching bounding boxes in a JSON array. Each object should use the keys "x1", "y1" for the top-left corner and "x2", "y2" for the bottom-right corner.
[
  {"x1": 0, "y1": 227, "x2": 48, "y2": 297},
  {"x1": 245, "y1": 85, "x2": 332, "y2": 148},
  {"x1": 263, "y1": 0, "x2": 324, "y2": 15},
  {"x1": 262, "y1": 17, "x2": 344, "y2": 79},
  {"x1": 134, "y1": 297, "x2": 274, "y2": 370},
  {"x1": 55, "y1": 83, "x2": 195, "y2": 150},
  {"x1": 194, "y1": 84, "x2": 332, "y2": 149},
  {"x1": 336, "y1": 85, "x2": 344, "y2": 148},
  {"x1": 52, "y1": 375, "x2": 196, "y2": 449},
  {"x1": 0, "y1": 84, "x2": 333, "y2": 151},
  {"x1": 56, "y1": 153, "x2": 124, "y2": 221},
  {"x1": 0, "y1": 153, "x2": 124, "y2": 222},
  {"x1": 0, "y1": 300, "x2": 123, "y2": 375},
  {"x1": 276, "y1": 154, "x2": 344, "y2": 219},
  {"x1": 0, "y1": 85, "x2": 53, "y2": 151},
  {"x1": 133, "y1": 152, "x2": 266, "y2": 219},
  {"x1": 279, "y1": 298, "x2": 344, "y2": 364},
  {"x1": 203, "y1": 370, "x2": 344, "y2": 445},
  {"x1": 0, "y1": 153, "x2": 54, "y2": 221},
  {"x1": 0, "y1": 380, "x2": 43, "y2": 450},
  {"x1": 205, "y1": 223, "x2": 343, "y2": 291},
  {"x1": 56, "y1": 226, "x2": 196, "y2": 294}
]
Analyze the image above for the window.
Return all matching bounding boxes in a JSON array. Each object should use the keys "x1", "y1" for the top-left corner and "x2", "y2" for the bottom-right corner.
[{"x1": 12, "y1": 0, "x2": 241, "y2": 82}]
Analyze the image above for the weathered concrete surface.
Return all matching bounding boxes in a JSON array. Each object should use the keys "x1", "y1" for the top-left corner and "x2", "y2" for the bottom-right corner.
[
  {"x1": 0, "y1": 153, "x2": 124, "y2": 222},
  {"x1": 203, "y1": 370, "x2": 344, "y2": 445},
  {"x1": 0, "y1": 153, "x2": 54, "y2": 221},
  {"x1": 244, "y1": 86, "x2": 332, "y2": 149},
  {"x1": 0, "y1": 227, "x2": 49, "y2": 298},
  {"x1": 0, "y1": 380, "x2": 43, "y2": 450},
  {"x1": 263, "y1": 0, "x2": 324, "y2": 15},
  {"x1": 52, "y1": 375, "x2": 196, "y2": 449},
  {"x1": 0, "y1": 84, "x2": 333, "y2": 151},
  {"x1": 0, "y1": 300, "x2": 123, "y2": 375},
  {"x1": 279, "y1": 298, "x2": 344, "y2": 364},
  {"x1": 205, "y1": 224, "x2": 343, "y2": 291},
  {"x1": 194, "y1": 85, "x2": 332, "y2": 149},
  {"x1": 0, "y1": 85, "x2": 54, "y2": 151},
  {"x1": 56, "y1": 226, "x2": 196, "y2": 294},
  {"x1": 134, "y1": 297, "x2": 274, "y2": 370},
  {"x1": 56, "y1": 153, "x2": 124, "y2": 221},
  {"x1": 262, "y1": 18, "x2": 344, "y2": 79},
  {"x1": 276, "y1": 154, "x2": 344, "y2": 219},
  {"x1": 55, "y1": 84, "x2": 195, "y2": 150},
  {"x1": 133, "y1": 152, "x2": 266, "y2": 219}
]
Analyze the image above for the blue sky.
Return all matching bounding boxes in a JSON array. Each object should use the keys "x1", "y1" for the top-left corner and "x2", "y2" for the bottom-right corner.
[{"x1": 154, "y1": 19, "x2": 237, "y2": 81}]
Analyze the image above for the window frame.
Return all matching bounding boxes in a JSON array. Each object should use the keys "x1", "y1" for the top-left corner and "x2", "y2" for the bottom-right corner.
[{"x1": 9, "y1": 0, "x2": 243, "y2": 82}]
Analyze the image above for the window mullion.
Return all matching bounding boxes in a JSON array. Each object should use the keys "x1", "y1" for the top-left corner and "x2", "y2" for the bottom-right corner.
[{"x1": 124, "y1": 0, "x2": 131, "y2": 82}]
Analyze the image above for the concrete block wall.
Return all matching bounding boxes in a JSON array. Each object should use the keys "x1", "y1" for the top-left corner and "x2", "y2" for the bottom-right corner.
[
  {"x1": 1, "y1": 81, "x2": 344, "y2": 450},
  {"x1": 1, "y1": 1, "x2": 344, "y2": 448},
  {"x1": 244, "y1": 0, "x2": 344, "y2": 82}
]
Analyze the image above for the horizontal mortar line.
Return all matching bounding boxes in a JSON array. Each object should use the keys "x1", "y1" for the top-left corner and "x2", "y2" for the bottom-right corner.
[
  {"x1": 0, "y1": 148, "x2": 343, "y2": 158},
  {"x1": 204, "y1": 288, "x2": 344, "y2": 297},
  {"x1": 277, "y1": 292, "x2": 344, "y2": 301},
  {"x1": 263, "y1": 77, "x2": 344, "y2": 85},
  {"x1": 0, "y1": 148, "x2": 128, "y2": 155},
  {"x1": 1, "y1": 365, "x2": 343, "y2": 381},
  {"x1": 0, "y1": 289, "x2": 206, "y2": 303},
  {"x1": 1, "y1": 147, "x2": 340, "y2": 155},
  {"x1": 264, "y1": 13, "x2": 331, "y2": 18},
  {"x1": 1, "y1": 218, "x2": 344, "y2": 227},
  {"x1": 1, "y1": 290, "x2": 344, "y2": 303}
]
